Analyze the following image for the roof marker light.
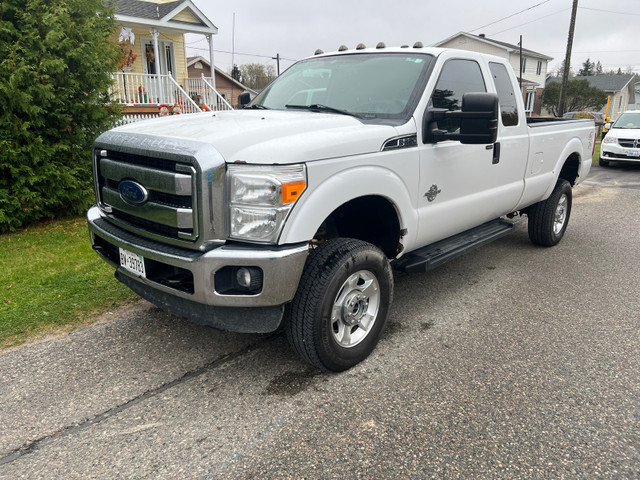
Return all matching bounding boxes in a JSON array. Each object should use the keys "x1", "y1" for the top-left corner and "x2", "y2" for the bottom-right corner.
[
  {"x1": 413, "y1": 41, "x2": 424, "y2": 48},
  {"x1": 338, "y1": 45, "x2": 348, "y2": 51},
  {"x1": 376, "y1": 42, "x2": 386, "y2": 49},
  {"x1": 356, "y1": 43, "x2": 366, "y2": 50},
  {"x1": 314, "y1": 49, "x2": 324, "y2": 55}
]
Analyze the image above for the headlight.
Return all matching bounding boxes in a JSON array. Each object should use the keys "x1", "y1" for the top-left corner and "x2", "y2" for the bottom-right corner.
[
  {"x1": 603, "y1": 135, "x2": 617, "y2": 144},
  {"x1": 228, "y1": 164, "x2": 306, "y2": 243}
]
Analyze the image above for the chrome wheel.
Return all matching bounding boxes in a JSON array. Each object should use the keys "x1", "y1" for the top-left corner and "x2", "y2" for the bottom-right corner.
[
  {"x1": 331, "y1": 270, "x2": 380, "y2": 348},
  {"x1": 553, "y1": 194, "x2": 568, "y2": 235}
]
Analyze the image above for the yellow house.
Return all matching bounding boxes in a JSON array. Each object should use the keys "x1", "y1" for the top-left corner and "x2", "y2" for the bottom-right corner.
[{"x1": 112, "y1": 0, "x2": 232, "y2": 120}]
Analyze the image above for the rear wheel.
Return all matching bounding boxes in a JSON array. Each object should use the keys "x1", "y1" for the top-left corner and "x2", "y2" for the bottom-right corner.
[
  {"x1": 285, "y1": 238, "x2": 393, "y2": 372},
  {"x1": 527, "y1": 179, "x2": 572, "y2": 247}
]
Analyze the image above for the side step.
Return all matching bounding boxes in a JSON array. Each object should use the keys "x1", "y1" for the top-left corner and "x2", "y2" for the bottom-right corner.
[{"x1": 394, "y1": 219, "x2": 516, "y2": 274}]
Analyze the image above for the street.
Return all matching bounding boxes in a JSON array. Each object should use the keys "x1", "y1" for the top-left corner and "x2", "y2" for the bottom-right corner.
[{"x1": 1, "y1": 164, "x2": 639, "y2": 479}]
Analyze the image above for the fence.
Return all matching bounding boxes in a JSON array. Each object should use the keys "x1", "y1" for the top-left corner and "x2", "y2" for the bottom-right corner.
[
  {"x1": 110, "y1": 72, "x2": 202, "y2": 114},
  {"x1": 184, "y1": 75, "x2": 234, "y2": 111}
]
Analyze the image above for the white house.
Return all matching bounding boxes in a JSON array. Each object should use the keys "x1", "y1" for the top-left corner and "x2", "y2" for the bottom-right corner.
[{"x1": 434, "y1": 32, "x2": 553, "y2": 116}]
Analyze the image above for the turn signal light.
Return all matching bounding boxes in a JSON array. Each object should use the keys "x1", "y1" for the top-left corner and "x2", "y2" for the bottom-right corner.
[{"x1": 282, "y1": 181, "x2": 306, "y2": 204}]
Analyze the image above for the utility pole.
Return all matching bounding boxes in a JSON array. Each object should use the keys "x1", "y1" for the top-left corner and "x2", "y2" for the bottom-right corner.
[
  {"x1": 272, "y1": 53, "x2": 280, "y2": 76},
  {"x1": 558, "y1": 0, "x2": 578, "y2": 116},
  {"x1": 519, "y1": 35, "x2": 523, "y2": 90}
]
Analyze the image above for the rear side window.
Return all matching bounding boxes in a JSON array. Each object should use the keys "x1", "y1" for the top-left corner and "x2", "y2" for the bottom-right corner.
[
  {"x1": 489, "y1": 62, "x2": 519, "y2": 127},
  {"x1": 431, "y1": 59, "x2": 486, "y2": 132}
]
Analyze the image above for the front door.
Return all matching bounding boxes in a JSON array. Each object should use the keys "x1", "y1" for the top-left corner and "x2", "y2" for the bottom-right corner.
[
  {"x1": 415, "y1": 58, "x2": 523, "y2": 247},
  {"x1": 144, "y1": 40, "x2": 175, "y2": 77}
]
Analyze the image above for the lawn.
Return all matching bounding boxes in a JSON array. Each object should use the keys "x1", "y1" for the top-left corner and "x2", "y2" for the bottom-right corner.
[
  {"x1": 593, "y1": 140, "x2": 601, "y2": 163},
  {"x1": 0, "y1": 217, "x2": 138, "y2": 348}
]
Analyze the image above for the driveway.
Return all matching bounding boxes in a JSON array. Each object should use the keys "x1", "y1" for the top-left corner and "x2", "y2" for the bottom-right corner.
[{"x1": 1, "y1": 171, "x2": 639, "y2": 479}]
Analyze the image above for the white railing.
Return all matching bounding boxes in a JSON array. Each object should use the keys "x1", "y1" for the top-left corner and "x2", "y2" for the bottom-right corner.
[
  {"x1": 184, "y1": 75, "x2": 234, "y2": 111},
  {"x1": 110, "y1": 72, "x2": 202, "y2": 114}
]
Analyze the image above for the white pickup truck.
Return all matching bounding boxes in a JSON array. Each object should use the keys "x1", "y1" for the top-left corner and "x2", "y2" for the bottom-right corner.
[{"x1": 88, "y1": 45, "x2": 595, "y2": 371}]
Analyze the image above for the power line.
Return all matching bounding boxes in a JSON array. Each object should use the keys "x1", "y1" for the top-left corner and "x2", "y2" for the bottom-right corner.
[
  {"x1": 580, "y1": 6, "x2": 640, "y2": 16},
  {"x1": 188, "y1": 45, "x2": 297, "y2": 62},
  {"x1": 470, "y1": 0, "x2": 552, "y2": 32},
  {"x1": 487, "y1": 8, "x2": 569, "y2": 36}
]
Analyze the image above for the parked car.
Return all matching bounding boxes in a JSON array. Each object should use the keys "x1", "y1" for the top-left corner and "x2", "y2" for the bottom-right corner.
[
  {"x1": 599, "y1": 111, "x2": 640, "y2": 167},
  {"x1": 563, "y1": 111, "x2": 605, "y2": 137}
]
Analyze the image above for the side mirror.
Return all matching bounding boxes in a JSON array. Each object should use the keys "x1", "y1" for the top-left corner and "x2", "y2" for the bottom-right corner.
[
  {"x1": 239, "y1": 92, "x2": 251, "y2": 107},
  {"x1": 423, "y1": 92, "x2": 499, "y2": 145}
]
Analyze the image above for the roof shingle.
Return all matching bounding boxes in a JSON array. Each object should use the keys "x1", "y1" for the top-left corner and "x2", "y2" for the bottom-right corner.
[{"x1": 113, "y1": 0, "x2": 183, "y2": 20}]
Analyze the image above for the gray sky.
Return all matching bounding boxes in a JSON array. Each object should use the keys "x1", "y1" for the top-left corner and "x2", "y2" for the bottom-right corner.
[{"x1": 185, "y1": 0, "x2": 640, "y2": 75}]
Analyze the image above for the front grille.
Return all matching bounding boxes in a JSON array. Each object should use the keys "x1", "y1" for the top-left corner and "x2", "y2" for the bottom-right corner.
[
  {"x1": 95, "y1": 149, "x2": 199, "y2": 243},
  {"x1": 618, "y1": 138, "x2": 638, "y2": 148}
]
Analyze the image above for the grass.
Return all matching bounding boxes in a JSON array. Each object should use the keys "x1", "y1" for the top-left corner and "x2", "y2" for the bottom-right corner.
[
  {"x1": 0, "y1": 217, "x2": 138, "y2": 348},
  {"x1": 593, "y1": 140, "x2": 601, "y2": 163}
]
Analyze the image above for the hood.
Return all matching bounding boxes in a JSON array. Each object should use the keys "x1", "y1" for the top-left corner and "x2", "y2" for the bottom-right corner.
[
  {"x1": 609, "y1": 126, "x2": 640, "y2": 139},
  {"x1": 112, "y1": 110, "x2": 401, "y2": 164}
]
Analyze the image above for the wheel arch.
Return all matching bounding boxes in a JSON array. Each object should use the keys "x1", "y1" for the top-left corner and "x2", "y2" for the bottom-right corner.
[
  {"x1": 540, "y1": 138, "x2": 586, "y2": 199},
  {"x1": 278, "y1": 165, "x2": 417, "y2": 258}
]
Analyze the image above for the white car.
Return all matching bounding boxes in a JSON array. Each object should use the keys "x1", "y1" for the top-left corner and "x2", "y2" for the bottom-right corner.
[{"x1": 600, "y1": 112, "x2": 640, "y2": 166}]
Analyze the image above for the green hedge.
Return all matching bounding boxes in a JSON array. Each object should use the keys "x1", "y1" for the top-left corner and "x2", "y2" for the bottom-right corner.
[{"x1": 0, "y1": 0, "x2": 121, "y2": 232}]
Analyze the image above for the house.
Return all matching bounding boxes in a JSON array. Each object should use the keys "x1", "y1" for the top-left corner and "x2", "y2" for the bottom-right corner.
[
  {"x1": 434, "y1": 32, "x2": 553, "y2": 116},
  {"x1": 111, "y1": 0, "x2": 232, "y2": 122},
  {"x1": 186, "y1": 56, "x2": 255, "y2": 108},
  {"x1": 546, "y1": 74, "x2": 637, "y2": 119}
]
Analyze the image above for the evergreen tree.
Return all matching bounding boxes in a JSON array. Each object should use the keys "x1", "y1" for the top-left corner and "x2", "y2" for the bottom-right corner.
[
  {"x1": 0, "y1": 0, "x2": 120, "y2": 231},
  {"x1": 595, "y1": 61, "x2": 603, "y2": 75},
  {"x1": 578, "y1": 58, "x2": 595, "y2": 76},
  {"x1": 230, "y1": 65, "x2": 241, "y2": 82}
]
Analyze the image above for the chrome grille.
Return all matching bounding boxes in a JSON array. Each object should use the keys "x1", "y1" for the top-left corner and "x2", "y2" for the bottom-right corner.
[{"x1": 96, "y1": 149, "x2": 199, "y2": 242}]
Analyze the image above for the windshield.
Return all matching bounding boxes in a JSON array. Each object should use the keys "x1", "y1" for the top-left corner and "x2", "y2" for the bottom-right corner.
[
  {"x1": 251, "y1": 53, "x2": 434, "y2": 125},
  {"x1": 613, "y1": 112, "x2": 640, "y2": 129}
]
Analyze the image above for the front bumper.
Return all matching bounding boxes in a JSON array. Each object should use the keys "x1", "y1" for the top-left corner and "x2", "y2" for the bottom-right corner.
[
  {"x1": 601, "y1": 142, "x2": 640, "y2": 163},
  {"x1": 87, "y1": 206, "x2": 309, "y2": 332}
]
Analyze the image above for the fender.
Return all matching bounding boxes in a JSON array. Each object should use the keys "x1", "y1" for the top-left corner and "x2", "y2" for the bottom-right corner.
[
  {"x1": 541, "y1": 135, "x2": 586, "y2": 199},
  {"x1": 279, "y1": 164, "x2": 419, "y2": 251}
]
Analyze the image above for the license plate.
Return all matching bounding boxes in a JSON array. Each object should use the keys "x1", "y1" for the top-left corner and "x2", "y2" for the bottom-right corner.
[
  {"x1": 627, "y1": 150, "x2": 640, "y2": 157},
  {"x1": 119, "y1": 248, "x2": 146, "y2": 277}
]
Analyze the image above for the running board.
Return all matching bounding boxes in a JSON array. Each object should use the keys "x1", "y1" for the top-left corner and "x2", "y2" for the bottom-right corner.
[{"x1": 394, "y1": 219, "x2": 516, "y2": 273}]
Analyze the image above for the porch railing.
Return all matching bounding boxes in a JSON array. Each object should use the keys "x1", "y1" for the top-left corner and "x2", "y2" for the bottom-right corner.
[
  {"x1": 109, "y1": 72, "x2": 202, "y2": 114},
  {"x1": 184, "y1": 75, "x2": 234, "y2": 111}
]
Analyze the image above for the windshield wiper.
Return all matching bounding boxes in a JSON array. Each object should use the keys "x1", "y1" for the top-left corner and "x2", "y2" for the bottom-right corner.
[
  {"x1": 248, "y1": 104, "x2": 269, "y2": 110},
  {"x1": 285, "y1": 104, "x2": 362, "y2": 119}
]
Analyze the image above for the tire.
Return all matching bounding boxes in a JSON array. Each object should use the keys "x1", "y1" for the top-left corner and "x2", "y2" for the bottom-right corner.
[
  {"x1": 285, "y1": 238, "x2": 393, "y2": 372},
  {"x1": 527, "y1": 179, "x2": 572, "y2": 247},
  {"x1": 599, "y1": 157, "x2": 610, "y2": 167}
]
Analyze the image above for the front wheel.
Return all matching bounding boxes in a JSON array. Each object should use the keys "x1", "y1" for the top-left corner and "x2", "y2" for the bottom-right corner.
[
  {"x1": 527, "y1": 179, "x2": 572, "y2": 247},
  {"x1": 285, "y1": 238, "x2": 393, "y2": 372}
]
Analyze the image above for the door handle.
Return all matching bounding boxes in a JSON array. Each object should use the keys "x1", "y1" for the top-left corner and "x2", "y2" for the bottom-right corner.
[{"x1": 492, "y1": 142, "x2": 501, "y2": 164}]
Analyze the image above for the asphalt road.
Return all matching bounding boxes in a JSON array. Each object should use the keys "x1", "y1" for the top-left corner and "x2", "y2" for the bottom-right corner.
[{"x1": 1, "y1": 164, "x2": 639, "y2": 479}]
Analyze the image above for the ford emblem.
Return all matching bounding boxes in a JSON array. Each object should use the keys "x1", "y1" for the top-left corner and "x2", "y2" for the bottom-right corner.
[{"x1": 118, "y1": 180, "x2": 149, "y2": 205}]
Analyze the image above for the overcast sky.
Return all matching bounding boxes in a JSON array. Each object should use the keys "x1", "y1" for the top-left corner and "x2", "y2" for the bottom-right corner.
[{"x1": 185, "y1": 0, "x2": 640, "y2": 76}]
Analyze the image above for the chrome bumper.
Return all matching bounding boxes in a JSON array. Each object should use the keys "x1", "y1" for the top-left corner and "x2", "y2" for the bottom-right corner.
[{"x1": 87, "y1": 206, "x2": 308, "y2": 331}]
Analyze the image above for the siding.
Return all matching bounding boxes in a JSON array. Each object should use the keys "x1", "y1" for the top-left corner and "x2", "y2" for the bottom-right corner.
[{"x1": 439, "y1": 38, "x2": 509, "y2": 60}]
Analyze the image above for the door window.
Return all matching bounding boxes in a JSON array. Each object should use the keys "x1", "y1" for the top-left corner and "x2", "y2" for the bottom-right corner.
[
  {"x1": 489, "y1": 62, "x2": 519, "y2": 126},
  {"x1": 431, "y1": 59, "x2": 486, "y2": 133}
]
